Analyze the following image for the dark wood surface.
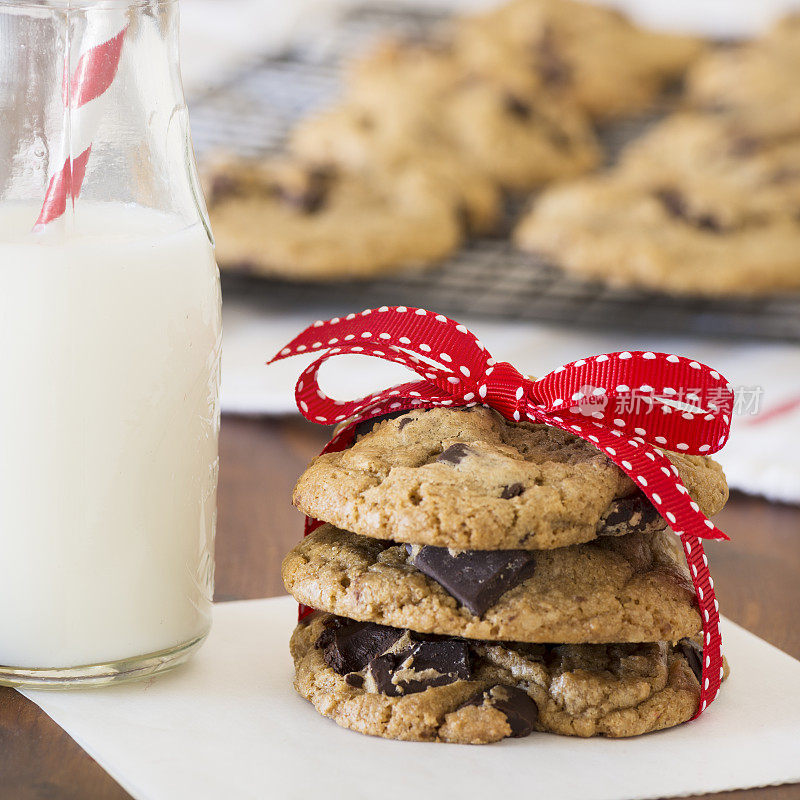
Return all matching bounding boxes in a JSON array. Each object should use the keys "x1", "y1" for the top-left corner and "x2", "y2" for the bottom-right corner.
[{"x1": 1, "y1": 415, "x2": 799, "y2": 800}]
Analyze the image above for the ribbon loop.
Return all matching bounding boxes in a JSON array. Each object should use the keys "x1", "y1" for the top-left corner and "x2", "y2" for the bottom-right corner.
[
  {"x1": 271, "y1": 307, "x2": 732, "y2": 720},
  {"x1": 532, "y1": 352, "x2": 733, "y2": 456}
]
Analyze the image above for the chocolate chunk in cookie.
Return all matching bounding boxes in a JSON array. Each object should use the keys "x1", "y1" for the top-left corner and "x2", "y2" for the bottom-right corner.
[
  {"x1": 461, "y1": 685, "x2": 540, "y2": 737},
  {"x1": 677, "y1": 637, "x2": 704, "y2": 682},
  {"x1": 271, "y1": 170, "x2": 330, "y2": 214},
  {"x1": 599, "y1": 492, "x2": 664, "y2": 536},
  {"x1": 436, "y1": 443, "x2": 473, "y2": 465},
  {"x1": 352, "y1": 410, "x2": 410, "y2": 440},
  {"x1": 535, "y1": 27, "x2": 572, "y2": 88},
  {"x1": 500, "y1": 482, "x2": 525, "y2": 499},
  {"x1": 654, "y1": 188, "x2": 724, "y2": 233},
  {"x1": 407, "y1": 545, "x2": 536, "y2": 616},
  {"x1": 317, "y1": 618, "x2": 403, "y2": 675},
  {"x1": 504, "y1": 94, "x2": 534, "y2": 120},
  {"x1": 368, "y1": 639, "x2": 472, "y2": 696}
]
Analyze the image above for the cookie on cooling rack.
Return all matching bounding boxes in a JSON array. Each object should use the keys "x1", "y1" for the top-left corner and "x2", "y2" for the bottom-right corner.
[
  {"x1": 686, "y1": 15, "x2": 800, "y2": 137},
  {"x1": 307, "y1": 38, "x2": 600, "y2": 193},
  {"x1": 451, "y1": 0, "x2": 704, "y2": 119},
  {"x1": 514, "y1": 115, "x2": 800, "y2": 296},
  {"x1": 290, "y1": 612, "x2": 723, "y2": 742},
  {"x1": 204, "y1": 156, "x2": 462, "y2": 280},
  {"x1": 289, "y1": 105, "x2": 503, "y2": 235}
]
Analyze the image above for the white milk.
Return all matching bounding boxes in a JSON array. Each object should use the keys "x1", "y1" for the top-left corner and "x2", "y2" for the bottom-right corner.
[{"x1": 0, "y1": 203, "x2": 221, "y2": 669}]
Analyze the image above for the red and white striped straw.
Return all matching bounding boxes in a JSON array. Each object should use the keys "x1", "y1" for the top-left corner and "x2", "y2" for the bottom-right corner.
[{"x1": 34, "y1": 4, "x2": 129, "y2": 230}]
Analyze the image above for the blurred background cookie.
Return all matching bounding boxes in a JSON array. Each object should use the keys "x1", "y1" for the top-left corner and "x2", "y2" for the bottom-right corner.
[
  {"x1": 452, "y1": 0, "x2": 704, "y2": 118},
  {"x1": 205, "y1": 156, "x2": 462, "y2": 279}
]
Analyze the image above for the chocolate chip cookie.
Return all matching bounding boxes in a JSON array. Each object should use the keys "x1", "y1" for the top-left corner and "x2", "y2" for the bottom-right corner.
[
  {"x1": 290, "y1": 612, "x2": 720, "y2": 742},
  {"x1": 282, "y1": 524, "x2": 701, "y2": 643},
  {"x1": 686, "y1": 16, "x2": 800, "y2": 137},
  {"x1": 619, "y1": 113, "x2": 800, "y2": 212},
  {"x1": 452, "y1": 0, "x2": 703, "y2": 119},
  {"x1": 204, "y1": 156, "x2": 461, "y2": 280},
  {"x1": 292, "y1": 407, "x2": 728, "y2": 550},
  {"x1": 302, "y1": 39, "x2": 600, "y2": 193},
  {"x1": 514, "y1": 128, "x2": 800, "y2": 296},
  {"x1": 441, "y1": 79, "x2": 600, "y2": 191},
  {"x1": 289, "y1": 105, "x2": 503, "y2": 235}
]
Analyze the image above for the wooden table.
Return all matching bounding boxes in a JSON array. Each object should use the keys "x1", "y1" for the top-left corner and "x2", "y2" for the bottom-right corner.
[{"x1": 2, "y1": 415, "x2": 799, "y2": 800}]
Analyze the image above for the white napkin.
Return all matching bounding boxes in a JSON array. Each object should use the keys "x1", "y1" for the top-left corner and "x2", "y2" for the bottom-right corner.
[
  {"x1": 22, "y1": 596, "x2": 800, "y2": 800},
  {"x1": 222, "y1": 303, "x2": 800, "y2": 504}
]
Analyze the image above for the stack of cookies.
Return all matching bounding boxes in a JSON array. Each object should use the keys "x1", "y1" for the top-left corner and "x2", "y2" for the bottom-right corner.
[{"x1": 282, "y1": 406, "x2": 729, "y2": 744}]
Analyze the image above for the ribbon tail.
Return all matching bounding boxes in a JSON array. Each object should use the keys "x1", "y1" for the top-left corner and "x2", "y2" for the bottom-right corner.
[{"x1": 681, "y1": 535, "x2": 724, "y2": 717}]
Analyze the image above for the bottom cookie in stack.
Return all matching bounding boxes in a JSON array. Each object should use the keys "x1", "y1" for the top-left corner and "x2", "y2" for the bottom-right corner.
[{"x1": 291, "y1": 612, "x2": 713, "y2": 744}]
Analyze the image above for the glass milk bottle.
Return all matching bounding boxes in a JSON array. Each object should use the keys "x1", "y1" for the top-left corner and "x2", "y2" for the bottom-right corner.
[{"x1": 0, "y1": 0, "x2": 221, "y2": 687}]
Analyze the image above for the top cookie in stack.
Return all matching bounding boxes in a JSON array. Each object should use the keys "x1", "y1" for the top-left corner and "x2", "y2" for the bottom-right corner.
[{"x1": 282, "y1": 406, "x2": 729, "y2": 744}]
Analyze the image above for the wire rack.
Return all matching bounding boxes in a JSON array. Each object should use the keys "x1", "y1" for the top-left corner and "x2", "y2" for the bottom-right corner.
[{"x1": 189, "y1": 2, "x2": 800, "y2": 343}]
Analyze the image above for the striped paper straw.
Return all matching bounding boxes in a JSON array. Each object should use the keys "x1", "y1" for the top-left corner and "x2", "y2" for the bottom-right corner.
[{"x1": 34, "y1": 4, "x2": 129, "y2": 230}]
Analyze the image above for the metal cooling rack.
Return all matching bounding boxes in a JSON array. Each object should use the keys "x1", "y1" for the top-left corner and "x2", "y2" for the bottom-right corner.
[{"x1": 189, "y1": 2, "x2": 800, "y2": 343}]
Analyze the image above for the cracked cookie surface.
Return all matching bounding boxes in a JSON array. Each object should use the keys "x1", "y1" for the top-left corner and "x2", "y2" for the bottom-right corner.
[
  {"x1": 282, "y1": 525, "x2": 701, "y2": 643},
  {"x1": 293, "y1": 407, "x2": 728, "y2": 550},
  {"x1": 291, "y1": 612, "x2": 718, "y2": 742}
]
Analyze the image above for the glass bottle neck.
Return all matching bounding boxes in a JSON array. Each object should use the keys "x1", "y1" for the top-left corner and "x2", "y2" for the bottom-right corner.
[{"x1": 0, "y1": 0, "x2": 210, "y2": 241}]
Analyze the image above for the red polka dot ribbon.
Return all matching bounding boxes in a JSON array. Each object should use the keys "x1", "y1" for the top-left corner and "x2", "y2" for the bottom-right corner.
[{"x1": 270, "y1": 307, "x2": 732, "y2": 718}]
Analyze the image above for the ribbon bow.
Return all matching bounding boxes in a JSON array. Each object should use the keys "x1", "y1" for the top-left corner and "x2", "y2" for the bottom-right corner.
[{"x1": 271, "y1": 306, "x2": 732, "y2": 718}]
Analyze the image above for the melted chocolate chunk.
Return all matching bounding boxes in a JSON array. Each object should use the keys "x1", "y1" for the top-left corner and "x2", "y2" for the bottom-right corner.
[
  {"x1": 501, "y1": 483, "x2": 525, "y2": 499},
  {"x1": 462, "y1": 685, "x2": 539, "y2": 737},
  {"x1": 599, "y1": 492, "x2": 663, "y2": 536},
  {"x1": 317, "y1": 618, "x2": 404, "y2": 675},
  {"x1": 352, "y1": 410, "x2": 410, "y2": 440},
  {"x1": 654, "y1": 188, "x2": 723, "y2": 233},
  {"x1": 436, "y1": 443, "x2": 473, "y2": 465},
  {"x1": 677, "y1": 637, "x2": 703, "y2": 682},
  {"x1": 368, "y1": 639, "x2": 472, "y2": 696},
  {"x1": 408, "y1": 545, "x2": 536, "y2": 616},
  {"x1": 345, "y1": 673, "x2": 364, "y2": 688}
]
